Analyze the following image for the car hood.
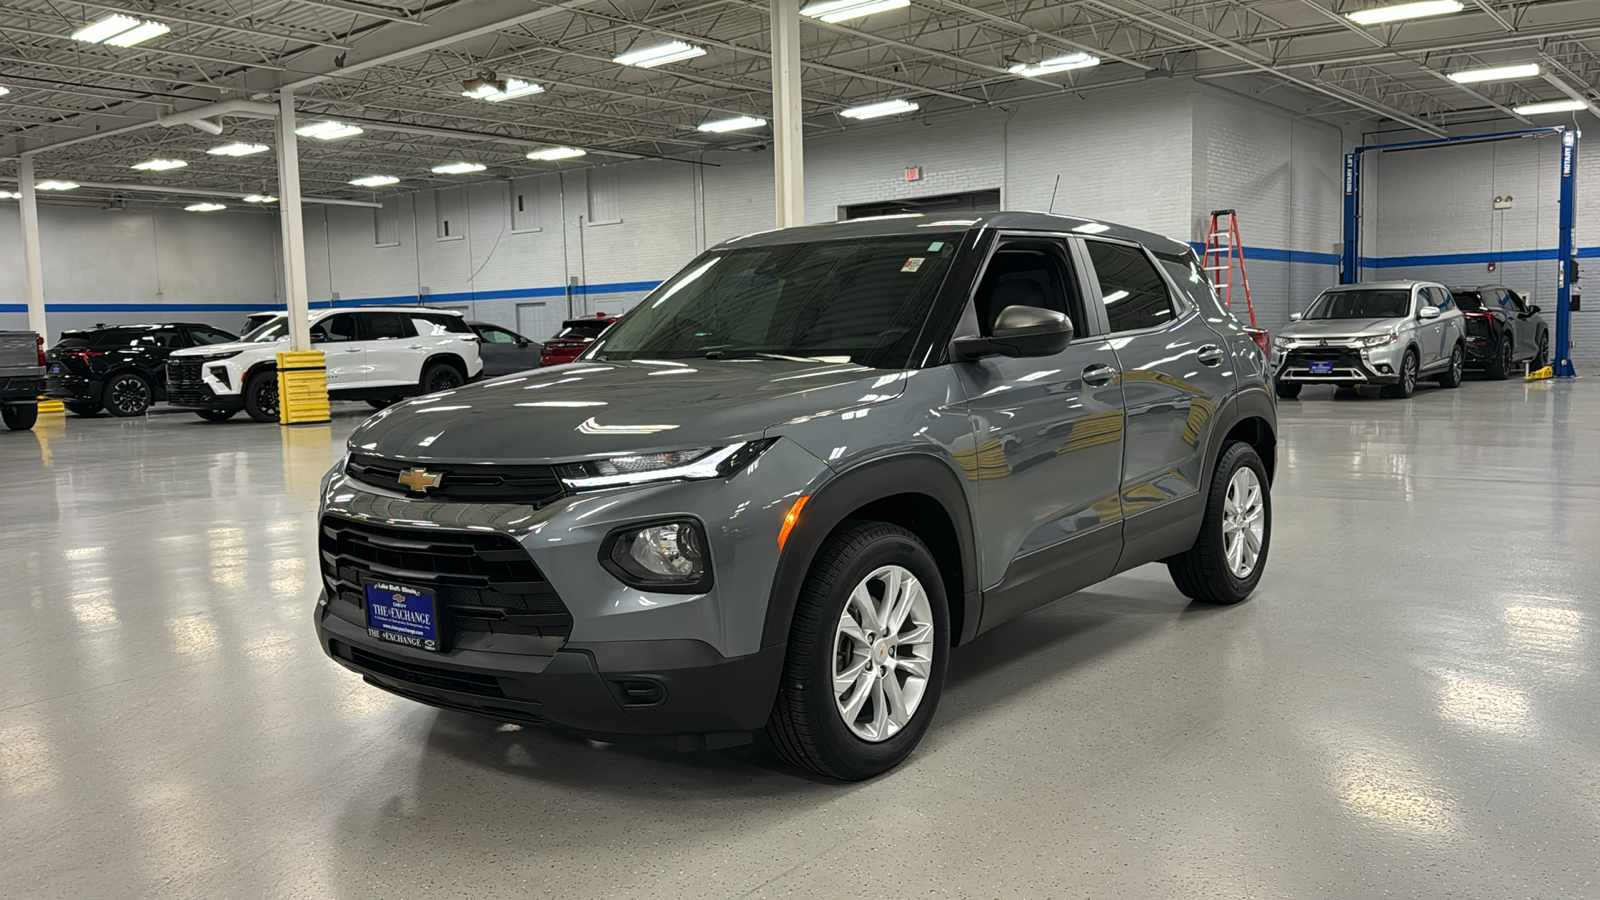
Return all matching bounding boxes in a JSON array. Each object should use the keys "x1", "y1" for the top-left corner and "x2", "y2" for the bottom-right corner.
[
  {"x1": 1280, "y1": 317, "x2": 1398, "y2": 340},
  {"x1": 347, "y1": 359, "x2": 907, "y2": 463},
  {"x1": 170, "y1": 339, "x2": 282, "y2": 357}
]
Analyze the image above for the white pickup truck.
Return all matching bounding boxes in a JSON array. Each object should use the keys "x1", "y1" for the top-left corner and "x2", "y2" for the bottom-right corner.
[{"x1": 0, "y1": 330, "x2": 45, "y2": 431}]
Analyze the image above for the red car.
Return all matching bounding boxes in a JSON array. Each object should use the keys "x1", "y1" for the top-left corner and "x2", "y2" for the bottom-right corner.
[{"x1": 538, "y1": 313, "x2": 618, "y2": 366}]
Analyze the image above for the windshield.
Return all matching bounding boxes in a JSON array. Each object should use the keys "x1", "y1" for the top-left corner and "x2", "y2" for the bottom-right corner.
[
  {"x1": 1452, "y1": 291, "x2": 1487, "y2": 312},
  {"x1": 590, "y1": 233, "x2": 961, "y2": 367},
  {"x1": 242, "y1": 318, "x2": 289, "y2": 342},
  {"x1": 1303, "y1": 289, "x2": 1411, "y2": 320}
]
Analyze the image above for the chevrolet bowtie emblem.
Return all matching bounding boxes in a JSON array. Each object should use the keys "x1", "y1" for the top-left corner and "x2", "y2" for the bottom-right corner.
[{"x1": 397, "y1": 467, "x2": 442, "y2": 493}]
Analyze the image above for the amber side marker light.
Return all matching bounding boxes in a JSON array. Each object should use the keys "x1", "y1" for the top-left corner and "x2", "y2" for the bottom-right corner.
[{"x1": 777, "y1": 496, "x2": 811, "y2": 550}]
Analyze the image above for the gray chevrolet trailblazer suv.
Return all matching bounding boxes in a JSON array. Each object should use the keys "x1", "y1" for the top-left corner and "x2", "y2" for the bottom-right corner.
[{"x1": 314, "y1": 212, "x2": 1278, "y2": 780}]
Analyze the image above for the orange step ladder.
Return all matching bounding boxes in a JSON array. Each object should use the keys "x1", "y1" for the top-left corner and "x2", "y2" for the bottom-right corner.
[{"x1": 1203, "y1": 209, "x2": 1268, "y2": 352}]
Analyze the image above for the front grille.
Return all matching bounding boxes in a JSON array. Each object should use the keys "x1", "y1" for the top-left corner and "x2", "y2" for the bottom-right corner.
[
  {"x1": 167, "y1": 360, "x2": 203, "y2": 387},
  {"x1": 337, "y1": 642, "x2": 507, "y2": 698},
  {"x1": 1285, "y1": 347, "x2": 1361, "y2": 367},
  {"x1": 319, "y1": 515, "x2": 570, "y2": 631},
  {"x1": 345, "y1": 454, "x2": 565, "y2": 507}
]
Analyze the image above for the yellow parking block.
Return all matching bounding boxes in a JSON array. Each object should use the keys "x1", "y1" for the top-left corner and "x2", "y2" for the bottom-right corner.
[
  {"x1": 276, "y1": 351, "x2": 331, "y2": 425},
  {"x1": 37, "y1": 398, "x2": 65, "y2": 414}
]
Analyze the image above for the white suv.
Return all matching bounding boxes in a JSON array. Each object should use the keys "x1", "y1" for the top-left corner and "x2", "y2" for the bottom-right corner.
[{"x1": 165, "y1": 307, "x2": 483, "y2": 422}]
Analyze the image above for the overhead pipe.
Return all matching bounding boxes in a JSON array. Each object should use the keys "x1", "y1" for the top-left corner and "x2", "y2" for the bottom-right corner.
[
  {"x1": 156, "y1": 99, "x2": 280, "y2": 130},
  {"x1": 0, "y1": 178, "x2": 382, "y2": 208}
]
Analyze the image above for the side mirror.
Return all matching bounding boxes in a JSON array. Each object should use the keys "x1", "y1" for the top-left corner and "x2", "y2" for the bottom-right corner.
[
  {"x1": 1288, "y1": 312, "x2": 1303, "y2": 322},
  {"x1": 1419, "y1": 305, "x2": 1442, "y2": 320},
  {"x1": 954, "y1": 306, "x2": 1074, "y2": 360},
  {"x1": 1527, "y1": 305, "x2": 1541, "y2": 316}
]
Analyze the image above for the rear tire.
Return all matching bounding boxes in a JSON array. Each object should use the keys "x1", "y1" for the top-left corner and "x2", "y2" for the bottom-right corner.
[
  {"x1": 1275, "y1": 381, "x2": 1302, "y2": 400},
  {"x1": 1486, "y1": 335, "x2": 1511, "y2": 380},
  {"x1": 1167, "y1": 442, "x2": 1271, "y2": 605},
  {"x1": 1533, "y1": 331, "x2": 1549, "y2": 369},
  {"x1": 1381, "y1": 350, "x2": 1418, "y2": 398},
  {"x1": 420, "y1": 362, "x2": 464, "y2": 395},
  {"x1": 243, "y1": 371, "x2": 280, "y2": 423},
  {"x1": 102, "y1": 372, "x2": 152, "y2": 417},
  {"x1": 1436, "y1": 343, "x2": 1464, "y2": 388},
  {"x1": 64, "y1": 401, "x2": 102, "y2": 417},
  {"x1": 766, "y1": 522, "x2": 949, "y2": 781},
  {"x1": 2, "y1": 404, "x2": 38, "y2": 432},
  {"x1": 196, "y1": 409, "x2": 237, "y2": 422}
]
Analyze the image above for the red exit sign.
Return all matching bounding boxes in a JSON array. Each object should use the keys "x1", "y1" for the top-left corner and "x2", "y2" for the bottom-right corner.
[{"x1": 905, "y1": 166, "x2": 923, "y2": 182}]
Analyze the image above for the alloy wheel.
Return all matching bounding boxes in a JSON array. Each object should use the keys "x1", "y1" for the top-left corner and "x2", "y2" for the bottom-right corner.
[
  {"x1": 1403, "y1": 355, "x2": 1417, "y2": 393},
  {"x1": 832, "y1": 565, "x2": 936, "y2": 742},
  {"x1": 256, "y1": 380, "x2": 279, "y2": 418},
  {"x1": 427, "y1": 368, "x2": 462, "y2": 392},
  {"x1": 110, "y1": 376, "x2": 149, "y2": 415},
  {"x1": 1222, "y1": 467, "x2": 1265, "y2": 578},
  {"x1": 1450, "y1": 347, "x2": 1462, "y2": 382}
]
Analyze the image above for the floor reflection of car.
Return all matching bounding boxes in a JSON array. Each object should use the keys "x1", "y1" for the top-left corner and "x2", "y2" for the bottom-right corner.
[
  {"x1": 314, "y1": 211, "x2": 1278, "y2": 782},
  {"x1": 45, "y1": 322, "x2": 239, "y2": 417},
  {"x1": 468, "y1": 321, "x2": 543, "y2": 376},
  {"x1": 1449, "y1": 285, "x2": 1550, "y2": 379},
  {"x1": 539, "y1": 313, "x2": 618, "y2": 366}
]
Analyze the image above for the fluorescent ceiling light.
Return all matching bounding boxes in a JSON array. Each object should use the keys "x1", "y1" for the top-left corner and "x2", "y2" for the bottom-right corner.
[
  {"x1": 105, "y1": 20, "x2": 171, "y2": 47},
  {"x1": 208, "y1": 142, "x2": 269, "y2": 156},
  {"x1": 697, "y1": 115, "x2": 768, "y2": 133},
  {"x1": 801, "y1": 0, "x2": 909, "y2": 23},
  {"x1": 462, "y1": 77, "x2": 544, "y2": 102},
  {"x1": 1072, "y1": 222, "x2": 1111, "y2": 234},
  {"x1": 185, "y1": 202, "x2": 227, "y2": 212},
  {"x1": 1512, "y1": 99, "x2": 1587, "y2": 115},
  {"x1": 431, "y1": 162, "x2": 487, "y2": 174},
  {"x1": 1009, "y1": 52, "x2": 1101, "y2": 78},
  {"x1": 526, "y1": 146, "x2": 586, "y2": 161},
  {"x1": 0, "y1": 86, "x2": 9, "y2": 97},
  {"x1": 349, "y1": 175, "x2": 400, "y2": 187},
  {"x1": 840, "y1": 98, "x2": 920, "y2": 120},
  {"x1": 243, "y1": 194, "x2": 278, "y2": 203},
  {"x1": 613, "y1": 41, "x2": 706, "y2": 68},
  {"x1": 71, "y1": 14, "x2": 140, "y2": 44},
  {"x1": 0, "y1": 190, "x2": 20, "y2": 200},
  {"x1": 35, "y1": 181, "x2": 79, "y2": 191},
  {"x1": 1447, "y1": 63, "x2": 1540, "y2": 84},
  {"x1": 1345, "y1": 0, "x2": 1463, "y2": 25},
  {"x1": 295, "y1": 120, "x2": 364, "y2": 140},
  {"x1": 131, "y1": 159, "x2": 187, "y2": 171}
]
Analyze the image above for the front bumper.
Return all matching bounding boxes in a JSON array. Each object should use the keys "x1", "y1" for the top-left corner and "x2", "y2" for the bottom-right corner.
[
  {"x1": 166, "y1": 359, "x2": 244, "y2": 409},
  {"x1": 316, "y1": 601, "x2": 783, "y2": 745},
  {"x1": 1273, "y1": 342, "x2": 1404, "y2": 385}
]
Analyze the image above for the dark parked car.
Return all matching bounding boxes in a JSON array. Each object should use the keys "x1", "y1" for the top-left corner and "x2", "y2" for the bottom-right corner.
[
  {"x1": 539, "y1": 313, "x2": 618, "y2": 366},
  {"x1": 315, "y1": 212, "x2": 1277, "y2": 781},
  {"x1": 468, "y1": 321, "x2": 542, "y2": 376},
  {"x1": 45, "y1": 323, "x2": 238, "y2": 417},
  {"x1": 0, "y1": 330, "x2": 45, "y2": 432},
  {"x1": 1449, "y1": 285, "x2": 1550, "y2": 379}
]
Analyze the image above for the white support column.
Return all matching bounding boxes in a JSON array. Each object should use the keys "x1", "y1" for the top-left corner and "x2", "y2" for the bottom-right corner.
[
  {"x1": 770, "y1": 0, "x2": 805, "y2": 228},
  {"x1": 276, "y1": 88, "x2": 313, "y2": 351},
  {"x1": 18, "y1": 156, "x2": 47, "y2": 339}
]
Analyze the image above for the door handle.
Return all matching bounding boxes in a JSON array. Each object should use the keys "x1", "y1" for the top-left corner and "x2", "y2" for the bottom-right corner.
[
  {"x1": 343, "y1": 347, "x2": 362, "y2": 353},
  {"x1": 1197, "y1": 345, "x2": 1224, "y2": 366},
  {"x1": 408, "y1": 344, "x2": 424, "y2": 350},
  {"x1": 1082, "y1": 364, "x2": 1119, "y2": 386}
]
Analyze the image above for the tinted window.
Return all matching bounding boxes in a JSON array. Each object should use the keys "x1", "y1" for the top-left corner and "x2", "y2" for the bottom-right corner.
[
  {"x1": 1303, "y1": 289, "x2": 1410, "y2": 320},
  {"x1": 410, "y1": 315, "x2": 468, "y2": 337},
  {"x1": 362, "y1": 312, "x2": 411, "y2": 340},
  {"x1": 428, "y1": 314, "x2": 471, "y2": 334},
  {"x1": 591, "y1": 233, "x2": 962, "y2": 367},
  {"x1": 188, "y1": 327, "x2": 237, "y2": 345},
  {"x1": 1086, "y1": 240, "x2": 1175, "y2": 332},
  {"x1": 1156, "y1": 252, "x2": 1213, "y2": 317},
  {"x1": 1426, "y1": 287, "x2": 1453, "y2": 311},
  {"x1": 1504, "y1": 291, "x2": 1528, "y2": 313},
  {"x1": 477, "y1": 326, "x2": 520, "y2": 344},
  {"x1": 555, "y1": 320, "x2": 612, "y2": 340},
  {"x1": 312, "y1": 314, "x2": 359, "y2": 343},
  {"x1": 75, "y1": 327, "x2": 162, "y2": 347},
  {"x1": 973, "y1": 240, "x2": 1077, "y2": 335}
]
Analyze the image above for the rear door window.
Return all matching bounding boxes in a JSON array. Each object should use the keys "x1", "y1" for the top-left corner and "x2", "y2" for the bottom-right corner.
[
  {"x1": 313, "y1": 314, "x2": 359, "y2": 343},
  {"x1": 1084, "y1": 240, "x2": 1177, "y2": 332},
  {"x1": 361, "y1": 312, "x2": 412, "y2": 340}
]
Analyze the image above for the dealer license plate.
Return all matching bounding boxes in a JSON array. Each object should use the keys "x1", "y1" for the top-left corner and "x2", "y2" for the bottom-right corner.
[
  {"x1": 49, "y1": 363, "x2": 62, "y2": 374},
  {"x1": 1308, "y1": 361, "x2": 1335, "y2": 375},
  {"x1": 365, "y1": 581, "x2": 441, "y2": 652}
]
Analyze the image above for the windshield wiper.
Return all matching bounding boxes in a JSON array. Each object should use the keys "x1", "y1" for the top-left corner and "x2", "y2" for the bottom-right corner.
[{"x1": 704, "y1": 350, "x2": 820, "y2": 362}]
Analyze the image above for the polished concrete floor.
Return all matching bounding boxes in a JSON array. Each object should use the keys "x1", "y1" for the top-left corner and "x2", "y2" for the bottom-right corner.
[{"x1": 3, "y1": 375, "x2": 1597, "y2": 899}]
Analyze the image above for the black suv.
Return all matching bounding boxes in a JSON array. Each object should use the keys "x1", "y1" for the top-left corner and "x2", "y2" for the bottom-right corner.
[
  {"x1": 45, "y1": 323, "x2": 239, "y2": 417},
  {"x1": 1449, "y1": 285, "x2": 1551, "y2": 379}
]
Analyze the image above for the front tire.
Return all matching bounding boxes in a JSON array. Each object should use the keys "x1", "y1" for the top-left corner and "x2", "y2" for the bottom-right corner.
[
  {"x1": 1382, "y1": 350, "x2": 1418, "y2": 398},
  {"x1": 1436, "y1": 343, "x2": 1464, "y2": 388},
  {"x1": 1275, "y1": 381, "x2": 1302, "y2": 400},
  {"x1": 102, "y1": 372, "x2": 152, "y2": 417},
  {"x1": 242, "y1": 371, "x2": 280, "y2": 423},
  {"x1": 2, "y1": 404, "x2": 38, "y2": 431},
  {"x1": 64, "y1": 401, "x2": 102, "y2": 417},
  {"x1": 1168, "y1": 442, "x2": 1271, "y2": 604},
  {"x1": 766, "y1": 522, "x2": 949, "y2": 781},
  {"x1": 195, "y1": 409, "x2": 237, "y2": 422}
]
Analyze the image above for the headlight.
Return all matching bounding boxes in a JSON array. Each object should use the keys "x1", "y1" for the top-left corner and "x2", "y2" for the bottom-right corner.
[
  {"x1": 1273, "y1": 336, "x2": 1294, "y2": 349},
  {"x1": 182, "y1": 351, "x2": 242, "y2": 363},
  {"x1": 560, "y1": 440, "x2": 774, "y2": 490},
  {"x1": 601, "y1": 520, "x2": 712, "y2": 592},
  {"x1": 1360, "y1": 330, "x2": 1399, "y2": 348}
]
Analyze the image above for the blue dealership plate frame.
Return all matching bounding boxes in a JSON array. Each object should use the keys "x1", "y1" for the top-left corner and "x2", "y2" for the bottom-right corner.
[
  {"x1": 365, "y1": 581, "x2": 442, "y2": 652},
  {"x1": 1308, "y1": 361, "x2": 1335, "y2": 375}
]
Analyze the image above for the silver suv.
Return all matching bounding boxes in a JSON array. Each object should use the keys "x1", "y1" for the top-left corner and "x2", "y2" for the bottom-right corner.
[
  {"x1": 313, "y1": 213, "x2": 1278, "y2": 780},
  {"x1": 1272, "y1": 280, "x2": 1466, "y2": 399}
]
